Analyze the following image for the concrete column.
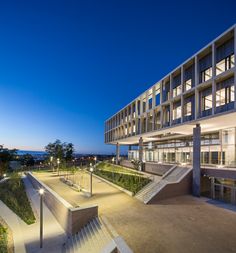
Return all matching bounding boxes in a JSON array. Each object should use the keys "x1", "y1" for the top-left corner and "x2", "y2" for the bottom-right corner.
[
  {"x1": 211, "y1": 177, "x2": 215, "y2": 199},
  {"x1": 139, "y1": 137, "x2": 143, "y2": 163},
  {"x1": 116, "y1": 143, "x2": 120, "y2": 165},
  {"x1": 170, "y1": 102, "x2": 173, "y2": 126},
  {"x1": 181, "y1": 66, "x2": 184, "y2": 123},
  {"x1": 193, "y1": 124, "x2": 201, "y2": 197},
  {"x1": 152, "y1": 86, "x2": 155, "y2": 109},
  {"x1": 194, "y1": 56, "x2": 199, "y2": 120}
]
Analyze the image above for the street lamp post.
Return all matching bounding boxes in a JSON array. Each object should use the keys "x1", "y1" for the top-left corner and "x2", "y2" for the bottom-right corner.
[
  {"x1": 89, "y1": 163, "x2": 94, "y2": 197},
  {"x1": 39, "y1": 188, "x2": 44, "y2": 249},
  {"x1": 57, "y1": 158, "x2": 60, "y2": 176},
  {"x1": 50, "y1": 156, "x2": 53, "y2": 172},
  {"x1": 94, "y1": 156, "x2": 97, "y2": 165}
]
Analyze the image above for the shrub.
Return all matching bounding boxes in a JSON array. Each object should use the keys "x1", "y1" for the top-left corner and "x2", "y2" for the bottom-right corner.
[
  {"x1": 0, "y1": 224, "x2": 8, "y2": 253},
  {"x1": 0, "y1": 175, "x2": 35, "y2": 224},
  {"x1": 94, "y1": 170, "x2": 150, "y2": 194}
]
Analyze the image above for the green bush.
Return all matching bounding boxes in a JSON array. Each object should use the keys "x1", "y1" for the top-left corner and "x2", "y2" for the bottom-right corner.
[
  {"x1": 0, "y1": 174, "x2": 35, "y2": 224},
  {"x1": 0, "y1": 224, "x2": 8, "y2": 253},
  {"x1": 94, "y1": 170, "x2": 150, "y2": 194}
]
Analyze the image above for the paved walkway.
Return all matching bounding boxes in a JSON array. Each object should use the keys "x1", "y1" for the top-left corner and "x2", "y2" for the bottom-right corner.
[
  {"x1": 0, "y1": 177, "x2": 67, "y2": 253},
  {"x1": 35, "y1": 171, "x2": 236, "y2": 253},
  {"x1": 0, "y1": 200, "x2": 26, "y2": 253}
]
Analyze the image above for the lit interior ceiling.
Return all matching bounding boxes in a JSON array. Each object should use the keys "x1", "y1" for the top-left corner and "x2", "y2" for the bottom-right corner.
[{"x1": 111, "y1": 110, "x2": 236, "y2": 145}]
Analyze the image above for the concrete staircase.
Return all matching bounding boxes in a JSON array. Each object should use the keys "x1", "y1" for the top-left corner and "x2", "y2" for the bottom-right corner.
[
  {"x1": 63, "y1": 216, "x2": 133, "y2": 253},
  {"x1": 63, "y1": 217, "x2": 116, "y2": 253},
  {"x1": 135, "y1": 166, "x2": 192, "y2": 204},
  {"x1": 135, "y1": 181, "x2": 160, "y2": 202}
]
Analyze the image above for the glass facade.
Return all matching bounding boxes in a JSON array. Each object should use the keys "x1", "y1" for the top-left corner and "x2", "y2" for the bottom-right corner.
[{"x1": 128, "y1": 128, "x2": 236, "y2": 167}]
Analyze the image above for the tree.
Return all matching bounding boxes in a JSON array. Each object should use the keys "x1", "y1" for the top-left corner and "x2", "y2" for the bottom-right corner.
[
  {"x1": 45, "y1": 140, "x2": 75, "y2": 162},
  {"x1": 0, "y1": 145, "x2": 17, "y2": 176},
  {"x1": 64, "y1": 143, "x2": 74, "y2": 161}
]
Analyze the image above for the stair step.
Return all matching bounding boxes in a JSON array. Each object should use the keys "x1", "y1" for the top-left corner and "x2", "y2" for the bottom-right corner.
[{"x1": 64, "y1": 216, "x2": 116, "y2": 253}]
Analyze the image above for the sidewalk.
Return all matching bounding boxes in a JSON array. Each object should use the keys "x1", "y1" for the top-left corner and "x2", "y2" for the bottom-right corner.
[{"x1": 0, "y1": 200, "x2": 26, "y2": 253}]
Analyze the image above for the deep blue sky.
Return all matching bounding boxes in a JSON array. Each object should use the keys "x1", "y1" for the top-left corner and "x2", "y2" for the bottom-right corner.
[{"x1": 0, "y1": 0, "x2": 235, "y2": 154}]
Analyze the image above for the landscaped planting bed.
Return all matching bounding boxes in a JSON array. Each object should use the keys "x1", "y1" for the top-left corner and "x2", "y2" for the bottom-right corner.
[
  {"x1": 96, "y1": 162, "x2": 142, "y2": 176},
  {"x1": 0, "y1": 223, "x2": 8, "y2": 253},
  {"x1": 0, "y1": 174, "x2": 35, "y2": 225},
  {"x1": 94, "y1": 167, "x2": 151, "y2": 194}
]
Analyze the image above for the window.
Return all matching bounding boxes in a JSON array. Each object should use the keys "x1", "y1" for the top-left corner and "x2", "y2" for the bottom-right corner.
[
  {"x1": 216, "y1": 86, "x2": 235, "y2": 106},
  {"x1": 201, "y1": 67, "x2": 212, "y2": 82},
  {"x1": 173, "y1": 85, "x2": 182, "y2": 97},
  {"x1": 202, "y1": 94, "x2": 212, "y2": 110},
  {"x1": 216, "y1": 54, "x2": 235, "y2": 75},
  {"x1": 184, "y1": 79, "x2": 192, "y2": 91},
  {"x1": 155, "y1": 85, "x2": 161, "y2": 106},
  {"x1": 173, "y1": 106, "x2": 181, "y2": 120},
  {"x1": 142, "y1": 99, "x2": 146, "y2": 113},
  {"x1": 216, "y1": 88, "x2": 226, "y2": 107},
  {"x1": 133, "y1": 124, "x2": 136, "y2": 134},
  {"x1": 148, "y1": 94, "x2": 152, "y2": 110},
  {"x1": 132, "y1": 104, "x2": 135, "y2": 118},
  {"x1": 184, "y1": 102, "x2": 192, "y2": 116}
]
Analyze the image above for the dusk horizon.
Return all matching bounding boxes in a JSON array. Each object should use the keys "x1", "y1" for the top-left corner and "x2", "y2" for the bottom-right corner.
[{"x1": 1, "y1": 0, "x2": 236, "y2": 154}]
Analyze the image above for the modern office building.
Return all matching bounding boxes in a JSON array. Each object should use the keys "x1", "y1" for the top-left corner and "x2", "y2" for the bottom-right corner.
[{"x1": 105, "y1": 24, "x2": 236, "y2": 204}]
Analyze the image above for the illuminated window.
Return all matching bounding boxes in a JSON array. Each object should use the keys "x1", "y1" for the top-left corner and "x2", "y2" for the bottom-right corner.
[
  {"x1": 173, "y1": 106, "x2": 181, "y2": 120},
  {"x1": 202, "y1": 94, "x2": 212, "y2": 110},
  {"x1": 184, "y1": 79, "x2": 192, "y2": 91},
  {"x1": 133, "y1": 124, "x2": 136, "y2": 134},
  {"x1": 184, "y1": 102, "x2": 192, "y2": 116},
  {"x1": 216, "y1": 86, "x2": 235, "y2": 106},
  {"x1": 173, "y1": 85, "x2": 182, "y2": 97},
  {"x1": 216, "y1": 88, "x2": 226, "y2": 106},
  {"x1": 201, "y1": 67, "x2": 212, "y2": 82},
  {"x1": 216, "y1": 54, "x2": 235, "y2": 75}
]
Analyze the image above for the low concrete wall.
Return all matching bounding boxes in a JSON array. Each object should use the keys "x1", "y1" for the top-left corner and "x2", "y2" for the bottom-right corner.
[
  {"x1": 148, "y1": 170, "x2": 192, "y2": 204},
  {"x1": 202, "y1": 168, "x2": 236, "y2": 180},
  {"x1": 27, "y1": 172, "x2": 98, "y2": 235},
  {"x1": 144, "y1": 162, "x2": 173, "y2": 176},
  {"x1": 120, "y1": 160, "x2": 135, "y2": 169}
]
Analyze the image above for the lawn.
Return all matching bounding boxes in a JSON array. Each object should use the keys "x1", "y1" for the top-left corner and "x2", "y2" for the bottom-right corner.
[
  {"x1": 0, "y1": 223, "x2": 8, "y2": 253},
  {"x1": 0, "y1": 174, "x2": 36, "y2": 225},
  {"x1": 95, "y1": 162, "x2": 151, "y2": 194}
]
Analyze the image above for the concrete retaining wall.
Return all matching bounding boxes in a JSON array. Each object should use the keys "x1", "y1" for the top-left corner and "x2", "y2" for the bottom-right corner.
[
  {"x1": 27, "y1": 172, "x2": 98, "y2": 235},
  {"x1": 202, "y1": 168, "x2": 236, "y2": 180},
  {"x1": 120, "y1": 160, "x2": 135, "y2": 169},
  {"x1": 148, "y1": 170, "x2": 192, "y2": 204},
  {"x1": 144, "y1": 162, "x2": 173, "y2": 176}
]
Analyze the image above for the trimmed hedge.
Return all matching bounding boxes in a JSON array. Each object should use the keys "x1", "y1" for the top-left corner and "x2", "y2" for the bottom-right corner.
[
  {"x1": 0, "y1": 175, "x2": 35, "y2": 225},
  {"x1": 94, "y1": 170, "x2": 150, "y2": 194}
]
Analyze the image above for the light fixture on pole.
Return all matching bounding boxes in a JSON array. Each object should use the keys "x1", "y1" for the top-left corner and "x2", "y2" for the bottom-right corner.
[
  {"x1": 89, "y1": 164, "x2": 94, "y2": 197},
  {"x1": 50, "y1": 156, "x2": 53, "y2": 172},
  {"x1": 57, "y1": 158, "x2": 60, "y2": 176},
  {"x1": 94, "y1": 156, "x2": 97, "y2": 166},
  {"x1": 39, "y1": 188, "x2": 44, "y2": 248}
]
